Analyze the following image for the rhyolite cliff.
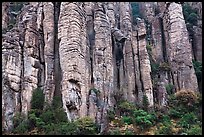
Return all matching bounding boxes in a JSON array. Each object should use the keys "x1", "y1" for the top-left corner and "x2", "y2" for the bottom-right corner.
[{"x1": 2, "y1": 2, "x2": 202, "y2": 133}]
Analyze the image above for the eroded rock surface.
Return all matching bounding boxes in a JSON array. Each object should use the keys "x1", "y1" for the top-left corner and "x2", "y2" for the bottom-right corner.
[{"x1": 2, "y1": 2, "x2": 201, "y2": 132}]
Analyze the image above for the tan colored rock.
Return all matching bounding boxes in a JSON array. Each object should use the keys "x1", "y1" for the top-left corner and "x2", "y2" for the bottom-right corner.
[
  {"x1": 2, "y1": 3, "x2": 43, "y2": 131},
  {"x1": 140, "y1": 2, "x2": 170, "y2": 107},
  {"x1": 2, "y1": 2, "x2": 201, "y2": 133},
  {"x1": 2, "y1": 29, "x2": 22, "y2": 131},
  {"x1": 120, "y1": 2, "x2": 136, "y2": 102},
  {"x1": 137, "y1": 20, "x2": 154, "y2": 106},
  {"x1": 132, "y1": 29, "x2": 143, "y2": 104},
  {"x1": 21, "y1": 4, "x2": 40, "y2": 115},
  {"x1": 42, "y1": 2, "x2": 55, "y2": 105},
  {"x1": 163, "y1": 2, "x2": 198, "y2": 92},
  {"x1": 106, "y1": 2, "x2": 117, "y2": 29},
  {"x1": 92, "y1": 2, "x2": 114, "y2": 132},
  {"x1": 58, "y1": 2, "x2": 89, "y2": 121}
]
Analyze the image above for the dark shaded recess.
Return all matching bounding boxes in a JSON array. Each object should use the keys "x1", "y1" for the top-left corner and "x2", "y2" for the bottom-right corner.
[
  {"x1": 158, "y1": 16, "x2": 173, "y2": 87},
  {"x1": 86, "y1": 8, "x2": 95, "y2": 87},
  {"x1": 136, "y1": 30, "x2": 144, "y2": 93},
  {"x1": 66, "y1": 101, "x2": 77, "y2": 110},
  {"x1": 37, "y1": 20, "x2": 46, "y2": 89},
  {"x1": 19, "y1": 32, "x2": 25, "y2": 113},
  {"x1": 69, "y1": 79, "x2": 79, "y2": 84},
  {"x1": 159, "y1": 17, "x2": 167, "y2": 62},
  {"x1": 53, "y1": 2, "x2": 62, "y2": 98},
  {"x1": 89, "y1": 26, "x2": 95, "y2": 85},
  {"x1": 112, "y1": 28, "x2": 126, "y2": 67},
  {"x1": 111, "y1": 28, "x2": 126, "y2": 89},
  {"x1": 131, "y1": 39, "x2": 138, "y2": 98}
]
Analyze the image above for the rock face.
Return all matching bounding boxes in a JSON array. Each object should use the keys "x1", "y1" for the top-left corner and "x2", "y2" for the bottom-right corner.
[
  {"x1": 2, "y1": 28, "x2": 22, "y2": 131},
  {"x1": 42, "y1": 2, "x2": 55, "y2": 104},
  {"x1": 92, "y1": 3, "x2": 114, "y2": 131},
  {"x1": 137, "y1": 20, "x2": 154, "y2": 106},
  {"x1": 20, "y1": 4, "x2": 40, "y2": 115},
  {"x1": 138, "y1": 2, "x2": 200, "y2": 106},
  {"x1": 162, "y1": 2, "x2": 198, "y2": 92},
  {"x1": 58, "y1": 2, "x2": 89, "y2": 121},
  {"x1": 2, "y1": 2, "x2": 201, "y2": 132},
  {"x1": 2, "y1": 2, "x2": 10, "y2": 29},
  {"x1": 120, "y1": 2, "x2": 136, "y2": 102}
]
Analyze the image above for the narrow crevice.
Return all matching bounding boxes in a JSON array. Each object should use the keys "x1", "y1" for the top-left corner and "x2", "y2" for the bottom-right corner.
[
  {"x1": 159, "y1": 17, "x2": 168, "y2": 62},
  {"x1": 131, "y1": 41, "x2": 138, "y2": 98},
  {"x1": 113, "y1": 36, "x2": 120, "y2": 89},
  {"x1": 38, "y1": 24, "x2": 45, "y2": 88},
  {"x1": 189, "y1": 28, "x2": 197, "y2": 61},
  {"x1": 19, "y1": 39, "x2": 24, "y2": 113},
  {"x1": 117, "y1": 67, "x2": 120, "y2": 89},
  {"x1": 136, "y1": 30, "x2": 145, "y2": 93},
  {"x1": 39, "y1": 4, "x2": 46, "y2": 90},
  {"x1": 122, "y1": 59, "x2": 126, "y2": 79},
  {"x1": 116, "y1": 3, "x2": 120, "y2": 29},
  {"x1": 90, "y1": 54, "x2": 94, "y2": 86},
  {"x1": 170, "y1": 71, "x2": 175, "y2": 93},
  {"x1": 111, "y1": 34, "x2": 120, "y2": 91},
  {"x1": 145, "y1": 21, "x2": 152, "y2": 45},
  {"x1": 87, "y1": 12, "x2": 95, "y2": 87},
  {"x1": 167, "y1": 71, "x2": 172, "y2": 85},
  {"x1": 176, "y1": 71, "x2": 181, "y2": 90},
  {"x1": 86, "y1": 8, "x2": 95, "y2": 116},
  {"x1": 53, "y1": 2, "x2": 61, "y2": 97}
]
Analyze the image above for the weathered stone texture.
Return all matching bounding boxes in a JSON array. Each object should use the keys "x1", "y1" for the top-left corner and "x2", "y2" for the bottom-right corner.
[
  {"x1": 137, "y1": 20, "x2": 154, "y2": 106},
  {"x1": 2, "y1": 29, "x2": 22, "y2": 131},
  {"x1": 140, "y1": 2, "x2": 169, "y2": 107},
  {"x1": 21, "y1": 4, "x2": 40, "y2": 115},
  {"x1": 92, "y1": 2, "x2": 114, "y2": 132},
  {"x1": 58, "y1": 2, "x2": 89, "y2": 121},
  {"x1": 120, "y1": 2, "x2": 136, "y2": 102},
  {"x1": 132, "y1": 29, "x2": 143, "y2": 104},
  {"x1": 151, "y1": 17, "x2": 164, "y2": 63},
  {"x1": 163, "y1": 2, "x2": 198, "y2": 92},
  {"x1": 2, "y1": 2, "x2": 201, "y2": 133},
  {"x1": 42, "y1": 2, "x2": 55, "y2": 104}
]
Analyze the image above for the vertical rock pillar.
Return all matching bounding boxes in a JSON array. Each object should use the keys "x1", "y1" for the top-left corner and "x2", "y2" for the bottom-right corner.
[
  {"x1": 43, "y1": 2, "x2": 55, "y2": 104},
  {"x1": 92, "y1": 2, "x2": 114, "y2": 132},
  {"x1": 120, "y1": 2, "x2": 136, "y2": 102},
  {"x1": 21, "y1": 4, "x2": 40, "y2": 115},
  {"x1": 163, "y1": 2, "x2": 198, "y2": 92},
  {"x1": 58, "y1": 2, "x2": 89, "y2": 121},
  {"x1": 137, "y1": 20, "x2": 154, "y2": 107}
]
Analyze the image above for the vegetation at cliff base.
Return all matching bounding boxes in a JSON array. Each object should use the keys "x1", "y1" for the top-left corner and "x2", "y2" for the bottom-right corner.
[
  {"x1": 10, "y1": 88, "x2": 98, "y2": 135},
  {"x1": 106, "y1": 89, "x2": 202, "y2": 135},
  {"x1": 6, "y1": 86, "x2": 202, "y2": 135}
]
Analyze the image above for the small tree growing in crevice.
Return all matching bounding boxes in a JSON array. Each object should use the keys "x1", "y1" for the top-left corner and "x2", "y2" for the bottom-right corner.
[
  {"x1": 142, "y1": 94, "x2": 149, "y2": 111},
  {"x1": 31, "y1": 88, "x2": 45, "y2": 110}
]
